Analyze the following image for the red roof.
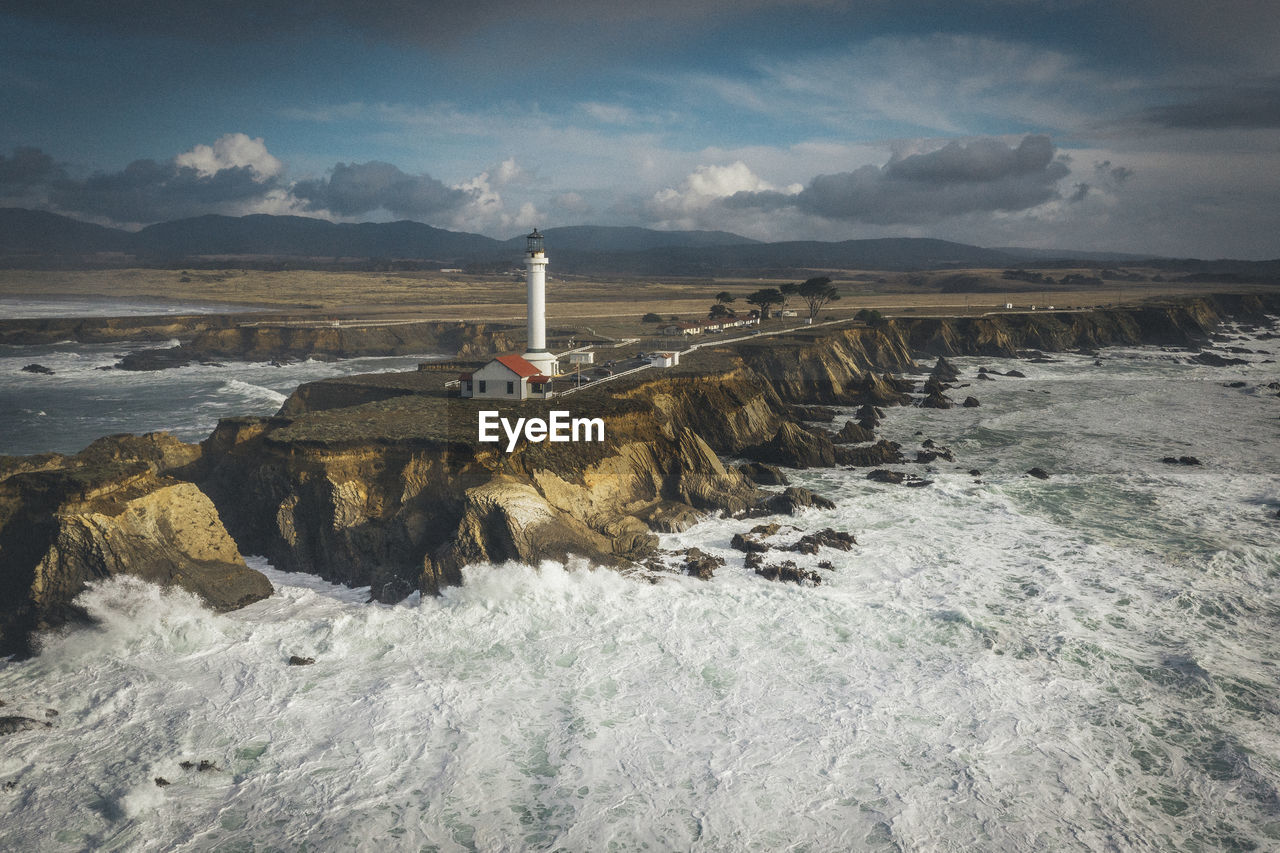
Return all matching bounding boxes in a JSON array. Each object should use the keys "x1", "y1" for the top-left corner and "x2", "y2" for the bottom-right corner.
[
  {"x1": 459, "y1": 372, "x2": 472, "y2": 380},
  {"x1": 529, "y1": 375, "x2": 550, "y2": 383},
  {"x1": 493, "y1": 354, "x2": 543, "y2": 378}
]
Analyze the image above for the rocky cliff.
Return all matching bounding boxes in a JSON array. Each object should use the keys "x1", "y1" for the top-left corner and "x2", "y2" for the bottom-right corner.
[
  {"x1": 4, "y1": 294, "x2": 1276, "y2": 655},
  {"x1": 0, "y1": 434, "x2": 272, "y2": 657},
  {"x1": 186, "y1": 294, "x2": 1279, "y2": 602}
]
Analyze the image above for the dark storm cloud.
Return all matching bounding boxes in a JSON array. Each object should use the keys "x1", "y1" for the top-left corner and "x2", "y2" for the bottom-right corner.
[
  {"x1": 0, "y1": 0, "x2": 828, "y2": 43},
  {"x1": 0, "y1": 146, "x2": 65, "y2": 189},
  {"x1": 46, "y1": 159, "x2": 281, "y2": 223},
  {"x1": 1139, "y1": 79, "x2": 1280, "y2": 129},
  {"x1": 292, "y1": 161, "x2": 468, "y2": 219},
  {"x1": 726, "y1": 135, "x2": 1070, "y2": 225}
]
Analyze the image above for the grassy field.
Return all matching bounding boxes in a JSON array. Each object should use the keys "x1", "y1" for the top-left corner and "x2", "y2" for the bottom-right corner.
[{"x1": 1, "y1": 268, "x2": 1273, "y2": 341}]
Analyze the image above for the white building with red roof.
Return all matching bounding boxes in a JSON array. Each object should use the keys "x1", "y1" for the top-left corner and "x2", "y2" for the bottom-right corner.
[{"x1": 459, "y1": 353, "x2": 554, "y2": 400}]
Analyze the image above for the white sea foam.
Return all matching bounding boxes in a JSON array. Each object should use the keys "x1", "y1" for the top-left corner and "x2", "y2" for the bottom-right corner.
[{"x1": 1, "y1": 330, "x2": 1279, "y2": 850}]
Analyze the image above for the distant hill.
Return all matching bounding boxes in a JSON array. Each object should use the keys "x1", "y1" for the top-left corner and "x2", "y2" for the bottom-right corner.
[
  {"x1": 0, "y1": 208, "x2": 128, "y2": 255},
  {"x1": 2, "y1": 208, "x2": 1273, "y2": 276},
  {"x1": 129, "y1": 214, "x2": 503, "y2": 260}
]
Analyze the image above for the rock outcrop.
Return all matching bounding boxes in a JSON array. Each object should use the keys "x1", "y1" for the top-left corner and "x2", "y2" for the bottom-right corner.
[{"x1": 0, "y1": 433, "x2": 271, "y2": 657}]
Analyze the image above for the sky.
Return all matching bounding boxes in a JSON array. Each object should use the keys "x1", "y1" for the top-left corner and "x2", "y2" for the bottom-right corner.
[{"x1": 2, "y1": 0, "x2": 1279, "y2": 258}]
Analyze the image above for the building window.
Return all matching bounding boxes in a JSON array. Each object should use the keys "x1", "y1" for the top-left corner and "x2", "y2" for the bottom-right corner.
[
  {"x1": 507, "y1": 381, "x2": 515, "y2": 394},
  {"x1": 532, "y1": 382, "x2": 542, "y2": 393},
  {"x1": 463, "y1": 381, "x2": 472, "y2": 391},
  {"x1": 478, "y1": 380, "x2": 486, "y2": 393}
]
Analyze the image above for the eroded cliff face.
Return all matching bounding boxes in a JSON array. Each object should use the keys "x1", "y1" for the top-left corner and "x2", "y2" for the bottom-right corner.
[
  {"x1": 192, "y1": 295, "x2": 1280, "y2": 601},
  {"x1": 0, "y1": 433, "x2": 272, "y2": 657},
  {"x1": 901, "y1": 294, "x2": 1273, "y2": 357},
  {"x1": 5, "y1": 295, "x2": 1275, "y2": 653}
]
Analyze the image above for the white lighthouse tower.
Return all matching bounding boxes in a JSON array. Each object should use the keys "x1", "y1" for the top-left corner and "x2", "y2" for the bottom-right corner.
[{"x1": 521, "y1": 228, "x2": 558, "y2": 376}]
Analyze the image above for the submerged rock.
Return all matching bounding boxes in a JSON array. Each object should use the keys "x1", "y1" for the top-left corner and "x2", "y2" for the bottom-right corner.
[
  {"x1": 287, "y1": 655, "x2": 315, "y2": 666},
  {"x1": 1026, "y1": 467, "x2": 1051, "y2": 479},
  {"x1": 962, "y1": 396, "x2": 980, "y2": 407},
  {"x1": 20, "y1": 364, "x2": 54, "y2": 375},
  {"x1": 1190, "y1": 352, "x2": 1247, "y2": 367},
  {"x1": 755, "y1": 561, "x2": 822, "y2": 585},
  {"x1": 1161, "y1": 456, "x2": 1202, "y2": 466},
  {"x1": 0, "y1": 716, "x2": 52, "y2": 735}
]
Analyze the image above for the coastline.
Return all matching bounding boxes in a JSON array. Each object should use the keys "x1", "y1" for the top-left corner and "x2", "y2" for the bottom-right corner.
[{"x1": 1, "y1": 293, "x2": 1277, "y2": 657}]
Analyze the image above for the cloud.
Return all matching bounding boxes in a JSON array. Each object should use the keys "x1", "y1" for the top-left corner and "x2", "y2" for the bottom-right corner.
[
  {"x1": 5, "y1": 135, "x2": 294, "y2": 225},
  {"x1": 174, "y1": 133, "x2": 282, "y2": 179},
  {"x1": 720, "y1": 135, "x2": 1071, "y2": 225},
  {"x1": 0, "y1": 146, "x2": 65, "y2": 190},
  {"x1": 292, "y1": 161, "x2": 468, "y2": 219},
  {"x1": 49, "y1": 159, "x2": 284, "y2": 224},
  {"x1": 0, "y1": 0, "x2": 840, "y2": 45},
  {"x1": 648, "y1": 161, "x2": 802, "y2": 228},
  {"x1": 1138, "y1": 79, "x2": 1280, "y2": 129}
]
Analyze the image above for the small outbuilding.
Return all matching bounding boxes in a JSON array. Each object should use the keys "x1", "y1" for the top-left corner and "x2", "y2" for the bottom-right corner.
[{"x1": 459, "y1": 354, "x2": 554, "y2": 400}]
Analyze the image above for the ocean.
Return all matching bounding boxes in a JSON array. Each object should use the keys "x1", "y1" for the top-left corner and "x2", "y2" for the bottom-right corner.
[{"x1": 1, "y1": 311, "x2": 1278, "y2": 851}]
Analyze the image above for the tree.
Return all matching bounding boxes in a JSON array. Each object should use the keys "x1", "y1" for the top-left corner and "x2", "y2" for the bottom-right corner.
[
  {"x1": 641, "y1": 312, "x2": 662, "y2": 323},
  {"x1": 855, "y1": 308, "x2": 885, "y2": 326},
  {"x1": 778, "y1": 281, "x2": 800, "y2": 314},
  {"x1": 715, "y1": 290, "x2": 735, "y2": 305},
  {"x1": 746, "y1": 287, "x2": 784, "y2": 321},
  {"x1": 797, "y1": 276, "x2": 840, "y2": 322},
  {"x1": 708, "y1": 303, "x2": 733, "y2": 319}
]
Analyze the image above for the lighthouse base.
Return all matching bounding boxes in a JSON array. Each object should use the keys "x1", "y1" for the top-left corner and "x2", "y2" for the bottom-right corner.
[{"x1": 522, "y1": 350, "x2": 559, "y2": 377}]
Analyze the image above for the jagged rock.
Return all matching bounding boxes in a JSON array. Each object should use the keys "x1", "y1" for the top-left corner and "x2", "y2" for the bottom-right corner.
[
  {"x1": 287, "y1": 655, "x2": 315, "y2": 666},
  {"x1": 968, "y1": 469, "x2": 981, "y2": 477},
  {"x1": 855, "y1": 404, "x2": 885, "y2": 428},
  {"x1": 755, "y1": 561, "x2": 822, "y2": 585},
  {"x1": 919, "y1": 392, "x2": 954, "y2": 409},
  {"x1": 426, "y1": 477, "x2": 623, "y2": 594},
  {"x1": 742, "y1": 422, "x2": 836, "y2": 469},
  {"x1": 832, "y1": 420, "x2": 875, "y2": 444},
  {"x1": 1191, "y1": 352, "x2": 1248, "y2": 366},
  {"x1": 1004, "y1": 369, "x2": 1026, "y2": 378},
  {"x1": 0, "y1": 436, "x2": 272, "y2": 658},
  {"x1": 977, "y1": 372, "x2": 995, "y2": 381},
  {"x1": 20, "y1": 364, "x2": 54, "y2": 375},
  {"x1": 1026, "y1": 467, "x2": 1050, "y2": 479},
  {"x1": 788, "y1": 528, "x2": 856, "y2": 554},
  {"x1": 848, "y1": 373, "x2": 910, "y2": 406},
  {"x1": 154, "y1": 778, "x2": 170, "y2": 787},
  {"x1": 962, "y1": 396, "x2": 980, "y2": 408},
  {"x1": 179, "y1": 760, "x2": 219, "y2": 772},
  {"x1": 790, "y1": 405, "x2": 837, "y2": 422},
  {"x1": 681, "y1": 547, "x2": 724, "y2": 581},
  {"x1": 817, "y1": 560, "x2": 834, "y2": 570},
  {"x1": 931, "y1": 357, "x2": 960, "y2": 383},
  {"x1": 837, "y1": 439, "x2": 904, "y2": 467},
  {"x1": 751, "y1": 523, "x2": 782, "y2": 536},
  {"x1": 736, "y1": 462, "x2": 790, "y2": 486},
  {"x1": 730, "y1": 532, "x2": 770, "y2": 553},
  {"x1": 0, "y1": 716, "x2": 52, "y2": 735},
  {"x1": 867, "y1": 469, "x2": 904, "y2": 484},
  {"x1": 1161, "y1": 456, "x2": 1202, "y2": 466},
  {"x1": 752, "y1": 486, "x2": 836, "y2": 517},
  {"x1": 743, "y1": 551, "x2": 764, "y2": 570},
  {"x1": 640, "y1": 501, "x2": 704, "y2": 533},
  {"x1": 116, "y1": 347, "x2": 197, "y2": 371}
]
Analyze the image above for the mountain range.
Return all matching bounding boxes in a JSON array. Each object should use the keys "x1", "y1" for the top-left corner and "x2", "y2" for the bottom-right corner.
[{"x1": 2, "y1": 207, "x2": 1275, "y2": 276}]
